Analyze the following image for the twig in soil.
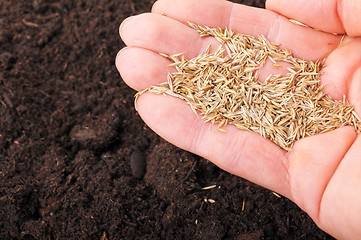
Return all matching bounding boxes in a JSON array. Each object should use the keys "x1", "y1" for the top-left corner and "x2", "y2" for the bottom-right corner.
[{"x1": 22, "y1": 19, "x2": 40, "y2": 28}]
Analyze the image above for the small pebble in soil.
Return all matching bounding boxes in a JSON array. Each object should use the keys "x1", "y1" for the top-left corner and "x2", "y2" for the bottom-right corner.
[
  {"x1": 130, "y1": 149, "x2": 146, "y2": 179},
  {"x1": 0, "y1": 52, "x2": 15, "y2": 70}
]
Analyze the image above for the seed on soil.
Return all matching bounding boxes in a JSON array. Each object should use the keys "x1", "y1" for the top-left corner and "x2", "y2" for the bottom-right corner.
[
  {"x1": 202, "y1": 185, "x2": 217, "y2": 190},
  {"x1": 204, "y1": 198, "x2": 216, "y2": 203},
  {"x1": 272, "y1": 192, "x2": 282, "y2": 198},
  {"x1": 130, "y1": 149, "x2": 146, "y2": 179},
  {"x1": 136, "y1": 23, "x2": 361, "y2": 151}
]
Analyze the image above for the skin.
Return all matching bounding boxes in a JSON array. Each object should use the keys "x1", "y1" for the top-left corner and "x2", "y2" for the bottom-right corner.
[{"x1": 116, "y1": 0, "x2": 361, "y2": 239}]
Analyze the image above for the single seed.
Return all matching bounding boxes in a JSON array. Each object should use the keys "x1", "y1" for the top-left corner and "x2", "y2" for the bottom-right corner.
[
  {"x1": 202, "y1": 185, "x2": 217, "y2": 190},
  {"x1": 272, "y1": 192, "x2": 282, "y2": 198}
]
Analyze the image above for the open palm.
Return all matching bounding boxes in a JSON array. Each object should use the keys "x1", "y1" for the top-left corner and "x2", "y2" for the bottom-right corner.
[{"x1": 116, "y1": 0, "x2": 361, "y2": 238}]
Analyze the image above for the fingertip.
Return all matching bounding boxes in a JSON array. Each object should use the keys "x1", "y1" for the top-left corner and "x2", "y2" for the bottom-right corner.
[
  {"x1": 115, "y1": 47, "x2": 134, "y2": 88},
  {"x1": 119, "y1": 13, "x2": 157, "y2": 46},
  {"x1": 264, "y1": 0, "x2": 272, "y2": 9},
  {"x1": 115, "y1": 47, "x2": 129, "y2": 73},
  {"x1": 265, "y1": 0, "x2": 277, "y2": 10},
  {"x1": 118, "y1": 13, "x2": 173, "y2": 50},
  {"x1": 151, "y1": 0, "x2": 178, "y2": 15},
  {"x1": 115, "y1": 47, "x2": 172, "y2": 91},
  {"x1": 151, "y1": 0, "x2": 161, "y2": 13},
  {"x1": 119, "y1": 16, "x2": 134, "y2": 42}
]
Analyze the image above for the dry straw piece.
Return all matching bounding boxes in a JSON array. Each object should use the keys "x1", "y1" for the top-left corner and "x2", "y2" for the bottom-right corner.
[{"x1": 136, "y1": 23, "x2": 361, "y2": 151}]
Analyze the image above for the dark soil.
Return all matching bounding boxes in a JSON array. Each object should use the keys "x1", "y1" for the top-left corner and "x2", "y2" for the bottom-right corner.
[{"x1": 0, "y1": 0, "x2": 334, "y2": 239}]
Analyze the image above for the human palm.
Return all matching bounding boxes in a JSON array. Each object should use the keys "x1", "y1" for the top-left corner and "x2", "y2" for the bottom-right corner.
[{"x1": 116, "y1": 0, "x2": 361, "y2": 238}]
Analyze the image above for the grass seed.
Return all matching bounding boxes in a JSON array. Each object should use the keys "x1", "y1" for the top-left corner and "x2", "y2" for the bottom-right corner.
[{"x1": 136, "y1": 23, "x2": 361, "y2": 151}]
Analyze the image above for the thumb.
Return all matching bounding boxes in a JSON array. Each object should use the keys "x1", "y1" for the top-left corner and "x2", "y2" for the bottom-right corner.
[{"x1": 266, "y1": 0, "x2": 361, "y2": 37}]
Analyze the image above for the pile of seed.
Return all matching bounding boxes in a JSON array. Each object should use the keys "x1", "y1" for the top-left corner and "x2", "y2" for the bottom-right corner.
[{"x1": 137, "y1": 23, "x2": 361, "y2": 150}]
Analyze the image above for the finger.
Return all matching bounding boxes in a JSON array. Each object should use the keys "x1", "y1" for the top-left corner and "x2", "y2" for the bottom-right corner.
[
  {"x1": 285, "y1": 127, "x2": 356, "y2": 221},
  {"x1": 349, "y1": 66, "x2": 361, "y2": 114},
  {"x1": 319, "y1": 135, "x2": 361, "y2": 239},
  {"x1": 266, "y1": 0, "x2": 361, "y2": 37},
  {"x1": 116, "y1": 47, "x2": 171, "y2": 90},
  {"x1": 120, "y1": 13, "x2": 221, "y2": 59},
  {"x1": 151, "y1": 0, "x2": 341, "y2": 60},
  {"x1": 136, "y1": 92, "x2": 292, "y2": 198},
  {"x1": 321, "y1": 37, "x2": 361, "y2": 102}
]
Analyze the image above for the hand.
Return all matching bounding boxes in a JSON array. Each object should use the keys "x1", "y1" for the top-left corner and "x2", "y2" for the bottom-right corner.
[{"x1": 116, "y1": 0, "x2": 361, "y2": 239}]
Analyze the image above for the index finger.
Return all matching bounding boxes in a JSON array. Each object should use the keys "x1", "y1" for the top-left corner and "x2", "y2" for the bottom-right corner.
[
  {"x1": 152, "y1": 0, "x2": 342, "y2": 60},
  {"x1": 266, "y1": 0, "x2": 361, "y2": 37}
]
